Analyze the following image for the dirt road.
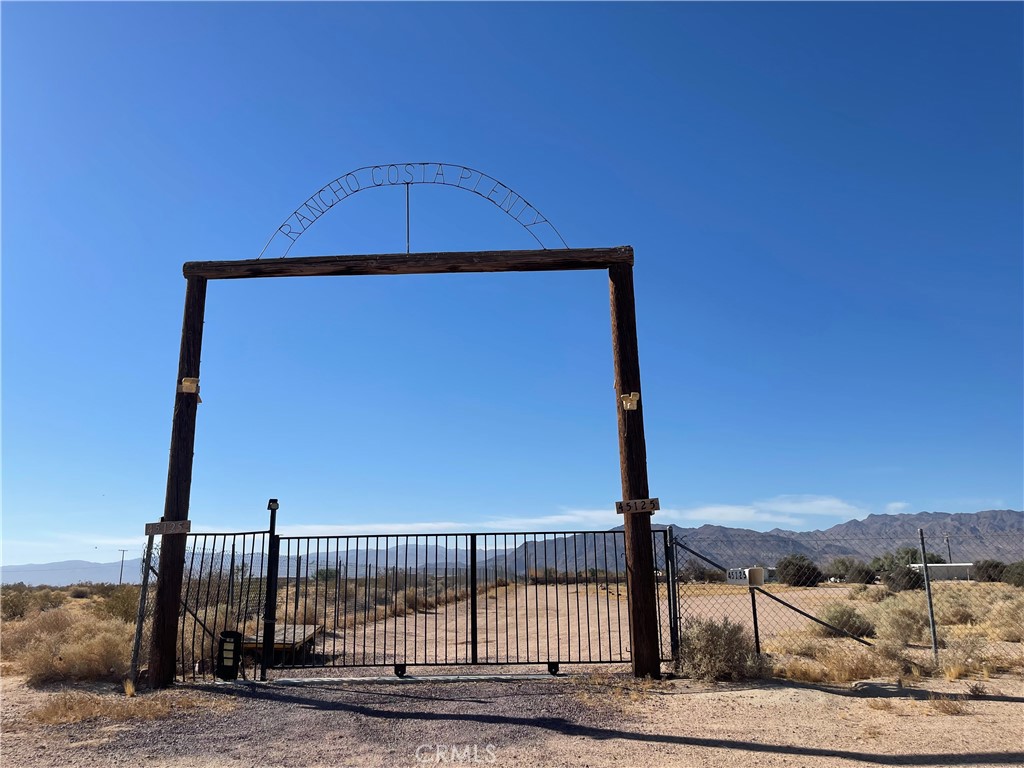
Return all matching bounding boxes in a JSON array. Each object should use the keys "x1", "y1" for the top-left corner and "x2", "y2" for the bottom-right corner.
[{"x1": 3, "y1": 671, "x2": 1022, "y2": 768}]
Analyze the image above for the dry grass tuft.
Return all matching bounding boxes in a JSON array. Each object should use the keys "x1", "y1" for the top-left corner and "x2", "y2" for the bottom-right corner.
[
  {"x1": 771, "y1": 640, "x2": 899, "y2": 684},
  {"x1": 773, "y1": 656, "x2": 827, "y2": 683},
  {"x1": 28, "y1": 690, "x2": 211, "y2": 724},
  {"x1": 927, "y1": 694, "x2": 970, "y2": 716}
]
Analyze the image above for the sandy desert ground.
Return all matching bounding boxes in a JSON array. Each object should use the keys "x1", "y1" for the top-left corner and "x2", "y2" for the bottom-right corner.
[{"x1": 2, "y1": 668, "x2": 1023, "y2": 768}]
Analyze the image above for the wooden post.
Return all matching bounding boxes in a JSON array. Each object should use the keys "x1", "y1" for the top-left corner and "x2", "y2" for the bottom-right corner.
[
  {"x1": 149, "y1": 276, "x2": 207, "y2": 688},
  {"x1": 609, "y1": 263, "x2": 661, "y2": 679}
]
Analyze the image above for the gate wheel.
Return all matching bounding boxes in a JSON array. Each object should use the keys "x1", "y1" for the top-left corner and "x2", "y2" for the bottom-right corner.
[
  {"x1": 547, "y1": 662, "x2": 559, "y2": 676},
  {"x1": 394, "y1": 664, "x2": 407, "y2": 678}
]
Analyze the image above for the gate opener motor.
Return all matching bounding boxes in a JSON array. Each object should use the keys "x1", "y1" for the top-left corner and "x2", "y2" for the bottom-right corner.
[{"x1": 216, "y1": 631, "x2": 243, "y2": 681}]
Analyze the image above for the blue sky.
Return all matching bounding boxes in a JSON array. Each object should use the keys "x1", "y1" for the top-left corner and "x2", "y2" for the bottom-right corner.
[{"x1": 2, "y1": 2, "x2": 1021, "y2": 565}]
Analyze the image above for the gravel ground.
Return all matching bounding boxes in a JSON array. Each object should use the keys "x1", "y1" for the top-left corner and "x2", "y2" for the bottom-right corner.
[{"x1": 2, "y1": 670, "x2": 1023, "y2": 768}]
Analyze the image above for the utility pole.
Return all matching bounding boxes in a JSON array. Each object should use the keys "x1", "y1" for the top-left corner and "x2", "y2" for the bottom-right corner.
[
  {"x1": 118, "y1": 549, "x2": 130, "y2": 585},
  {"x1": 944, "y1": 534, "x2": 953, "y2": 564}
]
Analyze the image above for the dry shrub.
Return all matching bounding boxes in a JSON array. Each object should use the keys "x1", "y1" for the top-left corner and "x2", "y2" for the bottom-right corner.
[
  {"x1": 871, "y1": 591, "x2": 929, "y2": 645},
  {"x1": 813, "y1": 604, "x2": 874, "y2": 638},
  {"x1": 813, "y1": 644, "x2": 898, "y2": 683},
  {"x1": 3, "y1": 607, "x2": 133, "y2": 685},
  {"x1": 69, "y1": 586, "x2": 92, "y2": 599},
  {"x1": 29, "y1": 690, "x2": 207, "y2": 724},
  {"x1": 96, "y1": 585, "x2": 140, "y2": 624},
  {"x1": 32, "y1": 589, "x2": 67, "y2": 612},
  {"x1": 981, "y1": 595, "x2": 1024, "y2": 642},
  {"x1": 771, "y1": 639, "x2": 898, "y2": 684},
  {"x1": 941, "y1": 636, "x2": 985, "y2": 680},
  {"x1": 852, "y1": 586, "x2": 890, "y2": 603},
  {"x1": 1, "y1": 588, "x2": 32, "y2": 620},
  {"x1": 675, "y1": 617, "x2": 766, "y2": 682},
  {"x1": 763, "y1": 632, "x2": 825, "y2": 658},
  {"x1": 772, "y1": 656, "x2": 827, "y2": 683},
  {"x1": 927, "y1": 694, "x2": 970, "y2": 715}
]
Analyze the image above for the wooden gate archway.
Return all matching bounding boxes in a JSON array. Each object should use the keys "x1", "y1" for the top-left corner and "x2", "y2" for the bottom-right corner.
[{"x1": 150, "y1": 209, "x2": 658, "y2": 688}]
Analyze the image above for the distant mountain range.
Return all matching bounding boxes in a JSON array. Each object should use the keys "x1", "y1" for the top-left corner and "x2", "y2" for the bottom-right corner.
[
  {"x1": 660, "y1": 509, "x2": 1023, "y2": 570},
  {"x1": 2, "y1": 510, "x2": 1020, "y2": 586}
]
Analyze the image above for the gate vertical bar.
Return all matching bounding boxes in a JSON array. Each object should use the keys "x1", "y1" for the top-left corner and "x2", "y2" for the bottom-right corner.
[
  {"x1": 608, "y1": 262, "x2": 661, "y2": 679},
  {"x1": 664, "y1": 528, "x2": 680, "y2": 661},
  {"x1": 470, "y1": 534, "x2": 479, "y2": 664},
  {"x1": 149, "y1": 275, "x2": 208, "y2": 689},
  {"x1": 261, "y1": 500, "x2": 281, "y2": 681}
]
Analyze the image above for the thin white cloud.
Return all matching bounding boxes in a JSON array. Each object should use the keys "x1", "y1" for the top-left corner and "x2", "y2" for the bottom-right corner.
[
  {"x1": 666, "y1": 505, "x2": 802, "y2": 526},
  {"x1": 753, "y1": 494, "x2": 868, "y2": 518},
  {"x1": 885, "y1": 501, "x2": 911, "y2": 514},
  {"x1": 481, "y1": 509, "x2": 619, "y2": 530}
]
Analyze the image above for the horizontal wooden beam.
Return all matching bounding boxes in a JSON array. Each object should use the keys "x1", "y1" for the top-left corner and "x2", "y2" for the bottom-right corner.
[{"x1": 183, "y1": 246, "x2": 633, "y2": 280}]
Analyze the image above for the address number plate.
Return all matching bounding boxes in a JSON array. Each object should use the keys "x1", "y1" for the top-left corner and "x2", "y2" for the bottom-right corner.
[
  {"x1": 615, "y1": 498, "x2": 660, "y2": 515},
  {"x1": 145, "y1": 520, "x2": 192, "y2": 536}
]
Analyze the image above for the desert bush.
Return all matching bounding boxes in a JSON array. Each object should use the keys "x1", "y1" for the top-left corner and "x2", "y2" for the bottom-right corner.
[
  {"x1": 848, "y1": 584, "x2": 889, "y2": 603},
  {"x1": 813, "y1": 644, "x2": 898, "y2": 682},
  {"x1": 813, "y1": 604, "x2": 874, "y2": 638},
  {"x1": 3, "y1": 607, "x2": 132, "y2": 685},
  {"x1": 771, "y1": 642, "x2": 897, "y2": 683},
  {"x1": 69, "y1": 585, "x2": 91, "y2": 599},
  {"x1": 1, "y1": 586, "x2": 33, "y2": 620},
  {"x1": 825, "y1": 558, "x2": 874, "y2": 584},
  {"x1": 928, "y1": 694, "x2": 970, "y2": 715},
  {"x1": 97, "y1": 585, "x2": 141, "y2": 624},
  {"x1": 678, "y1": 559, "x2": 726, "y2": 583},
  {"x1": 932, "y1": 584, "x2": 977, "y2": 626},
  {"x1": 824, "y1": 557, "x2": 857, "y2": 580},
  {"x1": 871, "y1": 547, "x2": 943, "y2": 572},
  {"x1": 982, "y1": 595, "x2": 1024, "y2": 642},
  {"x1": 940, "y1": 636, "x2": 986, "y2": 680},
  {"x1": 775, "y1": 555, "x2": 824, "y2": 587},
  {"x1": 1001, "y1": 561, "x2": 1024, "y2": 588},
  {"x1": 845, "y1": 562, "x2": 877, "y2": 585},
  {"x1": 973, "y1": 560, "x2": 1006, "y2": 583},
  {"x1": 882, "y1": 566, "x2": 924, "y2": 592},
  {"x1": 872, "y1": 591, "x2": 929, "y2": 645},
  {"x1": 33, "y1": 589, "x2": 67, "y2": 612},
  {"x1": 675, "y1": 617, "x2": 766, "y2": 681},
  {"x1": 772, "y1": 656, "x2": 827, "y2": 683},
  {"x1": 762, "y1": 632, "x2": 825, "y2": 659}
]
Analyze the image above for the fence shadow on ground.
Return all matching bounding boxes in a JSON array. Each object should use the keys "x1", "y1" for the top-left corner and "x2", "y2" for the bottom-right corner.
[{"x1": 196, "y1": 682, "x2": 1024, "y2": 767}]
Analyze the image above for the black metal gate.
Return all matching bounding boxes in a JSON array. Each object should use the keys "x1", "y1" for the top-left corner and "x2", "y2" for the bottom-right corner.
[{"x1": 175, "y1": 525, "x2": 678, "y2": 680}]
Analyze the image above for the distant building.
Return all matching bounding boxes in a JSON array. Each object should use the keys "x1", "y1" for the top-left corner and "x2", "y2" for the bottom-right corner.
[{"x1": 909, "y1": 563, "x2": 974, "y2": 581}]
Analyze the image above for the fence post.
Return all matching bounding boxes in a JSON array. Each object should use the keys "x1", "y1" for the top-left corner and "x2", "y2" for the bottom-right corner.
[
  {"x1": 129, "y1": 534, "x2": 156, "y2": 686},
  {"x1": 919, "y1": 528, "x2": 939, "y2": 664},
  {"x1": 749, "y1": 587, "x2": 761, "y2": 655},
  {"x1": 261, "y1": 499, "x2": 281, "y2": 681},
  {"x1": 469, "y1": 534, "x2": 478, "y2": 664},
  {"x1": 664, "y1": 527, "x2": 680, "y2": 662}
]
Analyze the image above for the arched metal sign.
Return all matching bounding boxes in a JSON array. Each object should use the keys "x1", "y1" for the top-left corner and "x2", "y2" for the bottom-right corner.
[{"x1": 258, "y1": 162, "x2": 569, "y2": 259}]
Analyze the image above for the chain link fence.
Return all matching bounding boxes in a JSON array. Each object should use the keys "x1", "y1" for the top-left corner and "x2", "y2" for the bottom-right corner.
[{"x1": 668, "y1": 527, "x2": 1024, "y2": 678}]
